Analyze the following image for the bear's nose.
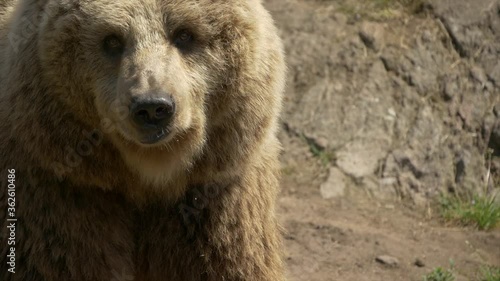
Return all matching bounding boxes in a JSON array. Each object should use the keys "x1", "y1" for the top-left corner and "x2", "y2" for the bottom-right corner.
[{"x1": 130, "y1": 97, "x2": 175, "y2": 129}]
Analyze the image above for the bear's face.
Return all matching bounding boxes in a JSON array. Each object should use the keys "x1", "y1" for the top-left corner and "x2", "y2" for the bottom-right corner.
[{"x1": 37, "y1": 0, "x2": 249, "y2": 185}]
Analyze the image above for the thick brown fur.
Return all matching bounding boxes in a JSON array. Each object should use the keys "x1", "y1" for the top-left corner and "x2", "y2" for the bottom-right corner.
[{"x1": 0, "y1": 0, "x2": 286, "y2": 280}]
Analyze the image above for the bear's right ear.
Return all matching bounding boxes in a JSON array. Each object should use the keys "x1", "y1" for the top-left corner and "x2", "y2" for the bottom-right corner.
[{"x1": 43, "y1": 0, "x2": 81, "y2": 15}]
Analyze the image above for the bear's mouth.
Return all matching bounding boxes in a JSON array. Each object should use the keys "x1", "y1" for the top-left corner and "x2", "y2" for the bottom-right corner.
[{"x1": 140, "y1": 127, "x2": 170, "y2": 145}]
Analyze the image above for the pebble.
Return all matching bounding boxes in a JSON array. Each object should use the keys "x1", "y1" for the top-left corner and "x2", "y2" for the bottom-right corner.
[
  {"x1": 375, "y1": 255, "x2": 400, "y2": 267},
  {"x1": 414, "y1": 258, "x2": 425, "y2": 267}
]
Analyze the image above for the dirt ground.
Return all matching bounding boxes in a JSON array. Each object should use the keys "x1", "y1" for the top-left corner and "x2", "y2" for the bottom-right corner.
[
  {"x1": 278, "y1": 126, "x2": 500, "y2": 281},
  {"x1": 266, "y1": 0, "x2": 500, "y2": 280},
  {"x1": 279, "y1": 183, "x2": 500, "y2": 281}
]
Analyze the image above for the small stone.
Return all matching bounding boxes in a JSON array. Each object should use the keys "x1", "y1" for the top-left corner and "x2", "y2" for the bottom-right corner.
[
  {"x1": 359, "y1": 22, "x2": 385, "y2": 51},
  {"x1": 470, "y1": 66, "x2": 487, "y2": 85},
  {"x1": 336, "y1": 139, "x2": 389, "y2": 178},
  {"x1": 375, "y1": 255, "x2": 400, "y2": 267},
  {"x1": 414, "y1": 258, "x2": 425, "y2": 267},
  {"x1": 443, "y1": 77, "x2": 458, "y2": 101},
  {"x1": 421, "y1": 30, "x2": 432, "y2": 43},
  {"x1": 320, "y1": 167, "x2": 348, "y2": 199},
  {"x1": 380, "y1": 177, "x2": 397, "y2": 186},
  {"x1": 359, "y1": 32, "x2": 375, "y2": 49}
]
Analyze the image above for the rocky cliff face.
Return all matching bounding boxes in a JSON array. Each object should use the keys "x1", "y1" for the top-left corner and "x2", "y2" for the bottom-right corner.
[{"x1": 267, "y1": 0, "x2": 500, "y2": 203}]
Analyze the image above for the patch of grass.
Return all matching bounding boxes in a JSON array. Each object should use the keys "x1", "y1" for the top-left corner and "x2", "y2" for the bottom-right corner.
[
  {"x1": 424, "y1": 267, "x2": 455, "y2": 281},
  {"x1": 300, "y1": 134, "x2": 335, "y2": 166},
  {"x1": 281, "y1": 166, "x2": 296, "y2": 176},
  {"x1": 439, "y1": 193, "x2": 500, "y2": 231},
  {"x1": 480, "y1": 266, "x2": 500, "y2": 281}
]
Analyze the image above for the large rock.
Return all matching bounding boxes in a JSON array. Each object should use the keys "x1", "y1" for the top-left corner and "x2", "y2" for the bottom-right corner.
[
  {"x1": 336, "y1": 139, "x2": 388, "y2": 178},
  {"x1": 267, "y1": 0, "x2": 499, "y2": 202}
]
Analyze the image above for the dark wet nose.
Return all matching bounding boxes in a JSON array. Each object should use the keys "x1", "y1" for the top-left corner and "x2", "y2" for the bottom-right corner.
[{"x1": 130, "y1": 97, "x2": 175, "y2": 129}]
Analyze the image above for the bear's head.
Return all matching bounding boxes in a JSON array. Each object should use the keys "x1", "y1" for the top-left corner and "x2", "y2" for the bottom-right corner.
[{"x1": 8, "y1": 0, "x2": 284, "y2": 192}]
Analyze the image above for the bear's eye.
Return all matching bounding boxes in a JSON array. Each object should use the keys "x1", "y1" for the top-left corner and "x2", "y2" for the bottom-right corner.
[
  {"x1": 173, "y1": 30, "x2": 195, "y2": 51},
  {"x1": 102, "y1": 35, "x2": 125, "y2": 58}
]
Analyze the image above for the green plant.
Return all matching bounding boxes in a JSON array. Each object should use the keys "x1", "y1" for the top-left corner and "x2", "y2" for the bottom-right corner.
[
  {"x1": 480, "y1": 266, "x2": 500, "y2": 281},
  {"x1": 300, "y1": 134, "x2": 335, "y2": 166},
  {"x1": 423, "y1": 267, "x2": 455, "y2": 281},
  {"x1": 440, "y1": 193, "x2": 500, "y2": 231}
]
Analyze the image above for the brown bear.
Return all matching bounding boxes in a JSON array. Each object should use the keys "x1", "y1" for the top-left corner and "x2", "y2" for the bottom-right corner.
[{"x1": 0, "y1": 0, "x2": 286, "y2": 280}]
